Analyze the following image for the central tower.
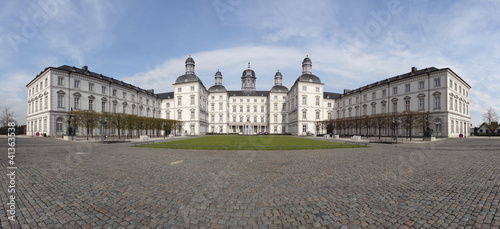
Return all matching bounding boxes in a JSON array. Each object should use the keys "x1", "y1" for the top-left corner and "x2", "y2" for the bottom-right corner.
[{"x1": 241, "y1": 62, "x2": 256, "y2": 91}]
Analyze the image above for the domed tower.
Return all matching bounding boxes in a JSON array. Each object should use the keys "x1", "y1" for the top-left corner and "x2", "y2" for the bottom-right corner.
[
  {"x1": 302, "y1": 55, "x2": 312, "y2": 74},
  {"x1": 185, "y1": 55, "x2": 195, "y2": 74},
  {"x1": 208, "y1": 70, "x2": 227, "y2": 92},
  {"x1": 271, "y1": 70, "x2": 289, "y2": 93},
  {"x1": 241, "y1": 62, "x2": 256, "y2": 91},
  {"x1": 295, "y1": 55, "x2": 321, "y2": 84},
  {"x1": 215, "y1": 69, "x2": 222, "y2": 85},
  {"x1": 274, "y1": 71, "x2": 283, "y2": 86},
  {"x1": 175, "y1": 56, "x2": 200, "y2": 84}
]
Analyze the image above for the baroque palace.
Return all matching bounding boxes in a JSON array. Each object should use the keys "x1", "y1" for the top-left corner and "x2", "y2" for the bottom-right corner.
[{"x1": 26, "y1": 56, "x2": 471, "y2": 138}]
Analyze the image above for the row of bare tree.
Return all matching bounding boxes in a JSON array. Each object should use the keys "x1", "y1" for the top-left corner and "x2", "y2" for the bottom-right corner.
[
  {"x1": 69, "y1": 110, "x2": 182, "y2": 140},
  {"x1": 317, "y1": 111, "x2": 433, "y2": 141}
]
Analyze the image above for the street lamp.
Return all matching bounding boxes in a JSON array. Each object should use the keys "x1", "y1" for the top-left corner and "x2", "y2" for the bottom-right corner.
[
  {"x1": 392, "y1": 117, "x2": 400, "y2": 144},
  {"x1": 163, "y1": 123, "x2": 166, "y2": 139},
  {"x1": 99, "y1": 116, "x2": 108, "y2": 144},
  {"x1": 67, "y1": 108, "x2": 75, "y2": 140}
]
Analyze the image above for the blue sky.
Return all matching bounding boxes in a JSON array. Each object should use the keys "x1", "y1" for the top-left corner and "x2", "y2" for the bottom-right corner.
[{"x1": 1, "y1": 0, "x2": 499, "y2": 126}]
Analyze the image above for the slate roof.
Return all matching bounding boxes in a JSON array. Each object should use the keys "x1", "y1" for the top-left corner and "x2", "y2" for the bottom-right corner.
[
  {"x1": 323, "y1": 92, "x2": 341, "y2": 99},
  {"x1": 270, "y1": 85, "x2": 289, "y2": 93},
  {"x1": 227, "y1": 90, "x2": 270, "y2": 97},
  {"x1": 208, "y1": 85, "x2": 227, "y2": 92},
  {"x1": 344, "y1": 67, "x2": 443, "y2": 96},
  {"x1": 175, "y1": 73, "x2": 201, "y2": 84},
  {"x1": 29, "y1": 65, "x2": 156, "y2": 96},
  {"x1": 295, "y1": 73, "x2": 321, "y2": 84},
  {"x1": 157, "y1": 92, "x2": 174, "y2": 99}
]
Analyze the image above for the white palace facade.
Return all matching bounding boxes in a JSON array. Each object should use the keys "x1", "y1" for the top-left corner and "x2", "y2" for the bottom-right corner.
[{"x1": 26, "y1": 56, "x2": 471, "y2": 138}]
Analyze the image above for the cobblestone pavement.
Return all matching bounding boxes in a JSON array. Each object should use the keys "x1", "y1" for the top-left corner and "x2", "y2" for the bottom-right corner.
[{"x1": 1, "y1": 136, "x2": 499, "y2": 228}]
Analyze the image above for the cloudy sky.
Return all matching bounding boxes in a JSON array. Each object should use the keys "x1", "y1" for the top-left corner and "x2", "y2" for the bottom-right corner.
[{"x1": 1, "y1": 0, "x2": 499, "y2": 126}]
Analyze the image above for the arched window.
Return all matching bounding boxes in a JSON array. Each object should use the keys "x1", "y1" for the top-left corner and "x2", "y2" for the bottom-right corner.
[{"x1": 56, "y1": 117, "x2": 64, "y2": 132}]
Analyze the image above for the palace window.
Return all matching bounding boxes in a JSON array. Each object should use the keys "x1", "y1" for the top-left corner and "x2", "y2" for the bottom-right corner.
[
  {"x1": 434, "y1": 96, "x2": 441, "y2": 109},
  {"x1": 57, "y1": 77, "x2": 64, "y2": 86},
  {"x1": 74, "y1": 97, "x2": 80, "y2": 109},
  {"x1": 449, "y1": 97, "x2": 453, "y2": 110},
  {"x1": 89, "y1": 99, "x2": 94, "y2": 111},
  {"x1": 419, "y1": 98, "x2": 424, "y2": 110},
  {"x1": 74, "y1": 80, "x2": 80, "y2": 88},
  {"x1": 435, "y1": 78, "x2": 441, "y2": 87},
  {"x1": 419, "y1": 81, "x2": 425, "y2": 89},
  {"x1": 88, "y1": 83, "x2": 94, "y2": 91},
  {"x1": 57, "y1": 95, "x2": 64, "y2": 108},
  {"x1": 56, "y1": 118, "x2": 63, "y2": 132}
]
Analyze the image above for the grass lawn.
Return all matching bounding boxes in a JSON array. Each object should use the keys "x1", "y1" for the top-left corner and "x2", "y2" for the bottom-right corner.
[{"x1": 137, "y1": 135, "x2": 367, "y2": 150}]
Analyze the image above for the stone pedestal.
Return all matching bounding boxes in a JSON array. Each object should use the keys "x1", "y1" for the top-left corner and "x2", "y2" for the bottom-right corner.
[
  {"x1": 63, "y1": 136, "x2": 75, "y2": 141},
  {"x1": 423, "y1": 136, "x2": 436, "y2": 141}
]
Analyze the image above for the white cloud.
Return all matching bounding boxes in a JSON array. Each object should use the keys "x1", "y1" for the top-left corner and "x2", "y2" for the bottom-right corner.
[{"x1": 0, "y1": 72, "x2": 32, "y2": 125}]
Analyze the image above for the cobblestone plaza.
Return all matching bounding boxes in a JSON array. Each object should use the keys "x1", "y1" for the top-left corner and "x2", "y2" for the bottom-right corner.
[{"x1": 1, "y1": 137, "x2": 499, "y2": 228}]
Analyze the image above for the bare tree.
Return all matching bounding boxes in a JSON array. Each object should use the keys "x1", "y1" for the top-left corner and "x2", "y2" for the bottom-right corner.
[
  {"x1": 0, "y1": 107, "x2": 16, "y2": 127},
  {"x1": 74, "y1": 110, "x2": 98, "y2": 140},
  {"x1": 372, "y1": 114, "x2": 386, "y2": 140},
  {"x1": 483, "y1": 107, "x2": 499, "y2": 124},
  {"x1": 400, "y1": 111, "x2": 417, "y2": 141}
]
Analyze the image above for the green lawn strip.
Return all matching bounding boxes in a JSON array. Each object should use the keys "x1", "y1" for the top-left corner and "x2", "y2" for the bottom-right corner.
[{"x1": 137, "y1": 135, "x2": 367, "y2": 150}]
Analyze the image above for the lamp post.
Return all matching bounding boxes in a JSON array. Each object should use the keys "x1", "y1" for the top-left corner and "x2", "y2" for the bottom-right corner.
[
  {"x1": 67, "y1": 108, "x2": 75, "y2": 140},
  {"x1": 99, "y1": 116, "x2": 108, "y2": 144},
  {"x1": 163, "y1": 123, "x2": 166, "y2": 139},
  {"x1": 392, "y1": 117, "x2": 399, "y2": 143}
]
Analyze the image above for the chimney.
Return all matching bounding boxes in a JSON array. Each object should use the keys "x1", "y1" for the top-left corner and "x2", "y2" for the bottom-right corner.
[
  {"x1": 411, "y1": 67, "x2": 417, "y2": 73},
  {"x1": 82, "y1": 65, "x2": 88, "y2": 71}
]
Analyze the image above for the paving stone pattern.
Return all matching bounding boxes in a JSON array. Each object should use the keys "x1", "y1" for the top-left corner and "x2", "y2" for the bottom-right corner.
[{"x1": 1, "y1": 137, "x2": 499, "y2": 228}]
